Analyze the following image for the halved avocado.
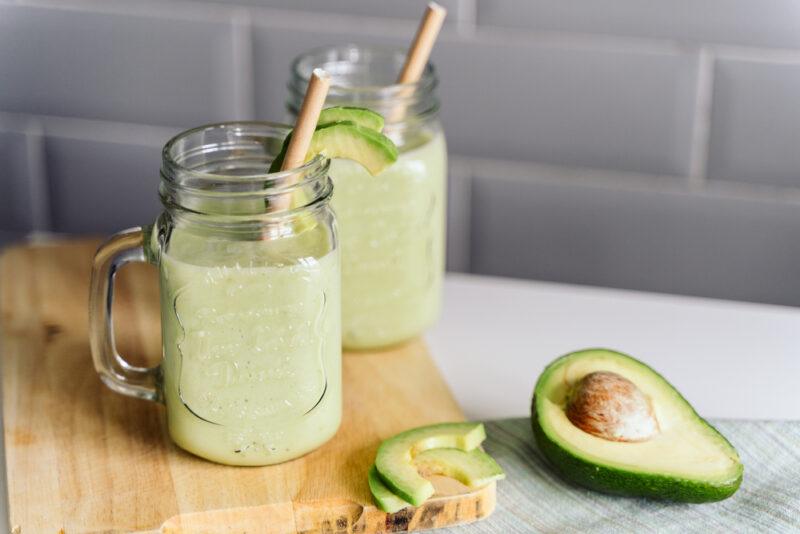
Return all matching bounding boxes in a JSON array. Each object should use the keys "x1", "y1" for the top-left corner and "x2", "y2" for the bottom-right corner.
[
  {"x1": 531, "y1": 349, "x2": 743, "y2": 502},
  {"x1": 268, "y1": 120, "x2": 397, "y2": 175},
  {"x1": 319, "y1": 106, "x2": 385, "y2": 131},
  {"x1": 375, "y1": 422, "x2": 486, "y2": 506},
  {"x1": 369, "y1": 448, "x2": 505, "y2": 513}
]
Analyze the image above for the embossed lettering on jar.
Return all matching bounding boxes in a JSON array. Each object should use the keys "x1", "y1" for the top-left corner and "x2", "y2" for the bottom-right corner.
[{"x1": 288, "y1": 45, "x2": 447, "y2": 350}]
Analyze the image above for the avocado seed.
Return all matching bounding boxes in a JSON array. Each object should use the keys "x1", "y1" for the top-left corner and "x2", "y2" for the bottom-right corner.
[{"x1": 565, "y1": 371, "x2": 658, "y2": 442}]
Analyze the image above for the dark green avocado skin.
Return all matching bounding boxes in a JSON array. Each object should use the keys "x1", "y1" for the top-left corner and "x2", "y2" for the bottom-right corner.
[
  {"x1": 530, "y1": 349, "x2": 743, "y2": 503},
  {"x1": 532, "y1": 397, "x2": 741, "y2": 502}
]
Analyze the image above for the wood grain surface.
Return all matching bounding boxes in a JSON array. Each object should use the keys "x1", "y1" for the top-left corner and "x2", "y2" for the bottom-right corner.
[{"x1": 0, "y1": 240, "x2": 495, "y2": 533}]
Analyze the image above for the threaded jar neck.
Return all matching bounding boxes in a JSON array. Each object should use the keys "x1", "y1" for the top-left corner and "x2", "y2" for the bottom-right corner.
[
  {"x1": 287, "y1": 45, "x2": 440, "y2": 138},
  {"x1": 160, "y1": 121, "x2": 332, "y2": 223}
]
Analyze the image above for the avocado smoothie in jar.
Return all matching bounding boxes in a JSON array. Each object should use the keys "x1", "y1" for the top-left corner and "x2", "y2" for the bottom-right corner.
[
  {"x1": 288, "y1": 45, "x2": 447, "y2": 350},
  {"x1": 89, "y1": 122, "x2": 341, "y2": 465}
]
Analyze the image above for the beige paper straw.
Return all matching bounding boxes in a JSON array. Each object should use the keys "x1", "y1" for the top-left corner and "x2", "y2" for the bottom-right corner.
[
  {"x1": 396, "y1": 2, "x2": 447, "y2": 85},
  {"x1": 282, "y1": 68, "x2": 331, "y2": 171},
  {"x1": 269, "y1": 68, "x2": 330, "y2": 214},
  {"x1": 388, "y1": 2, "x2": 447, "y2": 123}
]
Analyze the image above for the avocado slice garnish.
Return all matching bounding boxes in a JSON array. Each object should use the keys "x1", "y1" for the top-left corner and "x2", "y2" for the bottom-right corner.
[
  {"x1": 268, "y1": 106, "x2": 396, "y2": 175},
  {"x1": 374, "y1": 422, "x2": 488, "y2": 506},
  {"x1": 318, "y1": 106, "x2": 385, "y2": 131},
  {"x1": 532, "y1": 348, "x2": 743, "y2": 502}
]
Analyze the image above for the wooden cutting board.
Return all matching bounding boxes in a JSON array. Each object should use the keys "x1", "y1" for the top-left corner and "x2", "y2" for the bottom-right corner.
[{"x1": 0, "y1": 239, "x2": 495, "y2": 533}]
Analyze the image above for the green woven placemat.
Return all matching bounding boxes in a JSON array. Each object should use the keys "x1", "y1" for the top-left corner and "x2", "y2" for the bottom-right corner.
[{"x1": 439, "y1": 419, "x2": 800, "y2": 533}]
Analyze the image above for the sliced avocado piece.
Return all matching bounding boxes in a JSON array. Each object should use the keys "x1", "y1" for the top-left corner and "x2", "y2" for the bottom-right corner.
[
  {"x1": 369, "y1": 465, "x2": 412, "y2": 513},
  {"x1": 319, "y1": 106, "x2": 385, "y2": 131},
  {"x1": 375, "y1": 422, "x2": 486, "y2": 506},
  {"x1": 531, "y1": 349, "x2": 743, "y2": 502},
  {"x1": 368, "y1": 448, "x2": 504, "y2": 513},
  {"x1": 268, "y1": 120, "x2": 397, "y2": 175},
  {"x1": 309, "y1": 121, "x2": 397, "y2": 174},
  {"x1": 268, "y1": 131, "x2": 292, "y2": 173},
  {"x1": 414, "y1": 447, "x2": 505, "y2": 488}
]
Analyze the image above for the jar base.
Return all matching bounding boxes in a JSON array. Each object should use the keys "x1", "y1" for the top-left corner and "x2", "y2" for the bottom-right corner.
[{"x1": 168, "y1": 419, "x2": 342, "y2": 467}]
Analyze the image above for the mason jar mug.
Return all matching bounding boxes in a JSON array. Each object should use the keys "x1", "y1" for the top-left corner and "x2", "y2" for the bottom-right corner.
[
  {"x1": 288, "y1": 45, "x2": 447, "y2": 351},
  {"x1": 89, "y1": 122, "x2": 341, "y2": 466}
]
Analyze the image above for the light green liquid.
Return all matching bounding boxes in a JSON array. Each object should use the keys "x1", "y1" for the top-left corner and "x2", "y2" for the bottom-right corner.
[
  {"x1": 331, "y1": 130, "x2": 446, "y2": 350},
  {"x1": 159, "y1": 230, "x2": 341, "y2": 465}
]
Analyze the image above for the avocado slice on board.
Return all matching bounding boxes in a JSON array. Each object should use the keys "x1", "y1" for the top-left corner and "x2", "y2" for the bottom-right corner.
[
  {"x1": 369, "y1": 465, "x2": 411, "y2": 513},
  {"x1": 414, "y1": 447, "x2": 505, "y2": 488},
  {"x1": 375, "y1": 422, "x2": 486, "y2": 506},
  {"x1": 369, "y1": 447, "x2": 505, "y2": 513},
  {"x1": 531, "y1": 349, "x2": 743, "y2": 502}
]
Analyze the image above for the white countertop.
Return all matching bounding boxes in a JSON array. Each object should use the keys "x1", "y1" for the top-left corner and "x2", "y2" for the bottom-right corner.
[{"x1": 428, "y1": 273, "x2": 800, "y2": 422}]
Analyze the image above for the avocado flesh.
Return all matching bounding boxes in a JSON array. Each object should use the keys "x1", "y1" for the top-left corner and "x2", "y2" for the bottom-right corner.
[
  {"x1": 318, "y1": 106, "x2": 385, "y2": 131},
  {"x1": 532, "y1": 349, "x2": 743, "y2": 502},
  {"x1": 375, "y1": 422, "x2": 486, "y2": 506},
  {"x1": 369, "y1": 447, "x2": 505, "y2": 513},
  {"x1": 414, "y1": 448, "x2": 505, "y2": 488}
]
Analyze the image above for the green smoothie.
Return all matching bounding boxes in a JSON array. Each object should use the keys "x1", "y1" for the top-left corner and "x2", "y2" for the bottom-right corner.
[
  {"x1": 331, "y1": 128, "x2": 446, "y2": 349},
  {"x1": 158, "y1": 228, "x2": 341, "y2": 465}
]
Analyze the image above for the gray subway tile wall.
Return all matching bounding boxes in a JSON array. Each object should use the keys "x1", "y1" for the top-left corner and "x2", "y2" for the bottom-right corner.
[
  {"x1": 0, "y1": 131, "x2": 35, "y2": 232},
  {"x1": 708, "y1": 57, "x2": 800, "y2": 188},
  {"x1": 251, "y1": 13, "x2": 698, "y2": 174},
  {"x1": 0, "y1": 4, "x2": 241, "y2": 128},
  {"x1": 477, "y1": 0, "x2": 800, "y2": 50},
  {"x1": 198, "y1": 0, "x2": 466, "y2": 25},
  {"x1": 470, "y1": 172, "x2": 800, "y2": 307},
  {"x1": 46, "y1": 137, "x2": 162, "y2": 234},
  {"x1": 0, "y1": 0, "x2": 799, "y2": 306},
  {"x1": 433, "y1": 39, "x2": 699, "y2": 175},
  {"x1": 252, "y1": 22, "x2": 407, "y2": 121},
  {"x1": 43, "y1": 118, "x2": 178, "y2": 234},
  {"x1": 46, "y1": 137, "x2": 160, "y2": 234}
]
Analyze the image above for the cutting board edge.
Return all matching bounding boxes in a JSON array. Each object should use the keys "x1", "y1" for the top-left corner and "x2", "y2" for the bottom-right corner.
[{"x1": 158, "y1": 482, "x2": 496, "y2": 533}]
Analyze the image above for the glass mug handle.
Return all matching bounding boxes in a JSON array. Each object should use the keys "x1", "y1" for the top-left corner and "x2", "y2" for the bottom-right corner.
[{"x1": 88, "y1": 226, "x2": 161, "y2": 402}]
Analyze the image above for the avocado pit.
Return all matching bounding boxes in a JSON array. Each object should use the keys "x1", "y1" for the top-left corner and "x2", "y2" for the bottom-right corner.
[{"x1": 565, "y1": 371, "x2": 658, "y2": 442}]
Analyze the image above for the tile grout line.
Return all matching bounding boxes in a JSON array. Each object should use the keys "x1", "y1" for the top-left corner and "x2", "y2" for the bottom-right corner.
[
  {"x1": 461, "y1": 167, "x2": 473, "y2": 274},
  {"x1": 449, "y1": 154, "x2": 800, "y2": 205},
  {"x1": 687, "y1": 47, "x2": 715, "y2": 189},
  {"x1": 464, "y1": 163, "x2": 480, "y2": 276},
  {"x1": 710, "y1": 43, "x2": 800, "y2": 64},
  {"x1": 0, "y1": 111, "x2": 178, "y2": 145},
  {"x1": 447, "y1": 159, "x2": 473, "y2": 273},
  {"x1": 23, "y1": 120, "x2": 52, "y2": 232}
]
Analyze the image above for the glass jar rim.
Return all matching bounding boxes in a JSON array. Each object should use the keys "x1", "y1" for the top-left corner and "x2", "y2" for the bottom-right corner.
[
  {"x1": 161, "y1": 120, "x2": 327, "y2": 191},
  {"x1": 289, "y1": 44, "x2": 437, "y2": 96},
  {"x1": 159, "y1": 121, "x2": 332, "y2": 219}
]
